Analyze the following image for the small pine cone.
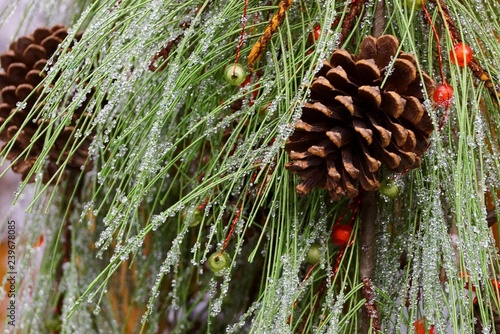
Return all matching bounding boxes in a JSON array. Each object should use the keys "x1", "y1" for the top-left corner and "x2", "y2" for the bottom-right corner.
[
  {"x1": 0, "y1": 25, "x2": 92, "y2": 183},
  {"x1": 285, "y1": 35, "x2": 435, "y2": 200}
]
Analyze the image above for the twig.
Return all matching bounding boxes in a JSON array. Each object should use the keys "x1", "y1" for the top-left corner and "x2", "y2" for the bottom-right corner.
[
  {"x1": 149, "y1": 2, "x2": 213, "y2": 71},
  {"x1": 339, "y1": 0, "x2": 370, "y2": 44},
  {"x1": 371, "y1": 0, "x2": 385, "y2": 38},
  {"x1": 359, "y1": 191, "x2": 381, "y2": 333},
  {"x1": 362, "y1": 277, "x2": 381, "y2": 333},
  {"x1": 218, "y1": 204, "x2": 242, "y2": 255},
  {"x1": 487, "y1": 209, "x2": 498, "y2": 227},
  {"x1": 247, "y1": 0, "x2": 294, "y2": 70}
]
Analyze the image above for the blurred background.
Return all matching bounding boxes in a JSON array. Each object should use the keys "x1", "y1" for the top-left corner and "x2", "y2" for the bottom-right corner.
[{"x1": 0, "y1": 1, "x2": 44, "y2": 331}]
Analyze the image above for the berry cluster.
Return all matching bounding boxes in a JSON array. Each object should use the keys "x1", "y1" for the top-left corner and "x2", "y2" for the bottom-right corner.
[{"x1": 433, "y1": 43, "x2": 473, "y2": 108}]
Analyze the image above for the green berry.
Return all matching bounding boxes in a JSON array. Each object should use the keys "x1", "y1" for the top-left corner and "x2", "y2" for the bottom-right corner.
[
  {"x1": 224, "y1": 63, "x2": 246, "y2": 86},
  {"x1": 404, "y1": 0, "x2": 423, "y2": 9},
  {"x1": 46, "y1": 317, "x2": 62, "y2": 332},
  {"x1": 208, "y1": 252, "x2": 231, "y2": 275},
  {"x1": 379, "y1": 178, "x2": 400, "y2": 198},
  {"x1": 306, "y1": 243, "x2": 322, "y2": 264},
  {"x1": 190, "y1": 208, "x2": 204, "y2": 227}
]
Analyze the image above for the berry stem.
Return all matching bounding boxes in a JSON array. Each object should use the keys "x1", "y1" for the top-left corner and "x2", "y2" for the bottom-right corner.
[
  {"x1": 332, "y1": 194, "x2": 362, "y2": 228},
  {"x1": 219, "y1": 204, "x2": 242, "y2": 256},
  {"x1": 438, "y1": 108, "x2": 450, "y2": 131},
  {"x1": 421, "y1": 1, "x2": 446, "y2": 85},
  {"x1": 197, "y1": 196, "x2": 210, "y2": 211},
  {"x1": 332, "y1": 248, "x2": 345, "y2": 279},
  {"x1": 287, "y1": 262, "x2": 319, "y2": 325},
  {"x1": 234, "y1": 0, "x2": 249, "y2": 66}
]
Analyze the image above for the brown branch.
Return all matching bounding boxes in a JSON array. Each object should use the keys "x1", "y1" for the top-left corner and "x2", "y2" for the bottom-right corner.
[
  {"x1": 149, "y1": 2, "x2": 212, "y2": 72},
  {"x1": 433, "y1": 0, "x2": 500, "y2": 100},
  {"x1": 372, "y1": 0, "x2": 386, "y2": 38},
  {"x1": 339, "y1": 0, "x2": 370, "y2": 44},
  {"x1": 488, "y1": 209, "x2": 498, "y2": 227},
  {"x1": 149, "y1": 35, "x2": 183, "y2": 72},
  {"x1": 362, "y1": 277, "x2": 381, "y2": 333},
  {"x1": 247, "y1": 0, "x2": 294, "y2": 70},
  {"x1": 359, "y1": 191, "x2": 381, "y2": 333}
]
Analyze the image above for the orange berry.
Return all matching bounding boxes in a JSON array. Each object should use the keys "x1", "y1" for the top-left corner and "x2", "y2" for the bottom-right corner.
[
  {"x1": 331, "y1": 224, "x2": 353, "y2": 247},
  {"x1": 433, "y1": 83, "x2": 453, "y2": 107},
  {"x1": 309, "y1": 24, "x2": 321, "y2": 43},
  {"x1": 414, "y1": 318, "x2": 435, "y2": 334},
  {"x1": 450, "y1": 42, "x2": 473, "y2": 67}
]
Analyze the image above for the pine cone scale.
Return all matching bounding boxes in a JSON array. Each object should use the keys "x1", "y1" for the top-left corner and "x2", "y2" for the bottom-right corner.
[
  {"x1": 310, "y1": 76, "x2": 338, "y2": 97},
  {"x1": 358, "y1": 85, "x2": 382, "y2": 108},
  {"x1": 25, "y1": 69, "x2": 44, "y2": 86},
  {"x1": 359, "y1": 142, "x2": 381, "y2": 172},
  {"x1": 41, "y1": 36, "x2": 63, "y2": 54},
  {"x1": 32, "y1": 28, "x2": 51, "y2": 44},
  {"x1": 15, "y1": 83, "x2": 33, "y2": 101},
  {"x1": 7, "y1": 63, "x2": 29, "y2": 85},
  {"x1": 2, "y1": 86, "x2": 17, "y2": 105},
  {"x1": 335, "y1": 95, "x2": 355, "y2": 115},
  {"x1": 401, "y1": 97, "x2": 425, "y2": 124},
  {"x1": 325, "y1": 67, "x2": 358, "y2": 96},
  {"x1": 380, "y1": 91, "x2": 405, "y2": 118},
  {"x1": 379, "y1": 112, "x2": 408, "y2": 147},
  {"x1": 23, "y1": 44, "x2": 47, "y2": 66},
  {"x1": 355, "y1": 59, "x2": 380, "y2": 85},
  {"x1": 365, "y1": 113, "x2": 391, "y2": 147},
  {"x1": 0, "y1": 50, "x2": 15, "y2": 69},
  {"x1": 353, "y1": 150, "x2": 379, "y2": 190},
  {"x1": 353, "y1": 118, "x2": 373, "y2": 145},
  {"x1": 342, "y1": 148, "x2": 359, "y2": 179},
  {"x1": 330, "y1": 50, "x2": 357, "y2": 75},
  {"x1": 373, "y1": 35, "x2": 399, "y2": 68},
  {"x1": 13, "y1": 37, "x2": 34, "y2": 56},
  {"x1": 326, "y1": 126, "x2": 352, "y2": 147},
  {"x1": 384, "y1": 58, "x2": 417, "y2": 93},
  {"x1": 304, "y1": 102, "x2": 346, "y2": 121}
]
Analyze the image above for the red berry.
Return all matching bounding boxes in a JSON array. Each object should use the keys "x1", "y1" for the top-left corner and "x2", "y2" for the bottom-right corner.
[
  {"x1": 450, "y1": 42, "x2": 473, "y2": 67},
  {"x1": 414, "y1": 318, "x2": 435, "y2": 334},
  {"x1": 433, "y1": 83, "x2": 453, "y2": 107},
  {"x1": 492, "y1": 279, "x2": 500, "y2": 294},
  {"x1": 331, "y1": 224, "x2": 353, "y2": 247},
  {"x1": 309, "y1": 24, "x2": 321, "y2": 43}
]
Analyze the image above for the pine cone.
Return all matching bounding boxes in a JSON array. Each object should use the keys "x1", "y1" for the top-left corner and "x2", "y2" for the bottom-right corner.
[
  {"x1": 0, "y1": 25, "x2": 92, "y2": 183},
  {"x1": 285, "y1": 35, "x2": 435, "y2": 200}
]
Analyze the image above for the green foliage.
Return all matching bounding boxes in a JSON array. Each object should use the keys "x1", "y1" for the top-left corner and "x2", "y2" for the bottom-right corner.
[{"x1": 2, "y1": 0, "x2": 500, "y2": 333}]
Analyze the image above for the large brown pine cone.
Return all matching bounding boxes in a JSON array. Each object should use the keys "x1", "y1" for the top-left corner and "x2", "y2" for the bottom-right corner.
[
  {"x1": 0, "y1": 25, "x2": 92, "y2": 183},
  {"x1": 285, "y1": 35, "x2": 435, "y2": 200}
]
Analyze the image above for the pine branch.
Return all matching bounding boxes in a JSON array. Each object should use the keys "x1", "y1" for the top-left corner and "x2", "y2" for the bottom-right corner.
[{"x1": 2, "y1": 0, "x2": 500, "y2": 332}]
